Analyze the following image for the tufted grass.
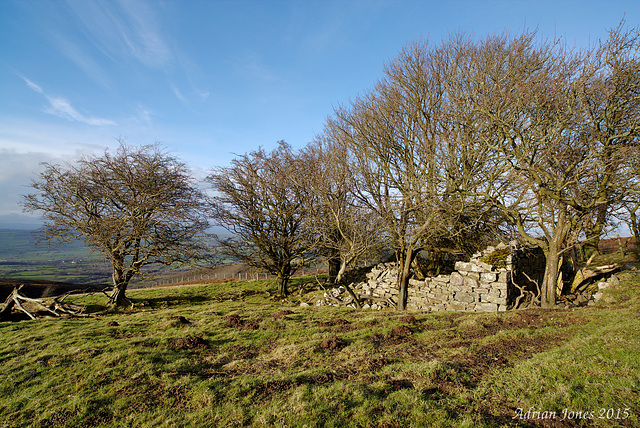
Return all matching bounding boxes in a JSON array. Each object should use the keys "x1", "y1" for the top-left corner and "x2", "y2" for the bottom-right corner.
[{"x1": 0, "y1": 271, "x2": 639, "y2": 427}]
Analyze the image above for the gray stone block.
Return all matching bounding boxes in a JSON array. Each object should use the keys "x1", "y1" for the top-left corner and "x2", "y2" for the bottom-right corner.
[
  {"x1": 463, "y1": 271, "x2": 480, "y2": 280},
  {"x1": 454, "y1": 292, "x2": 475, "y2": 303},
  {"x1": 472, "y1": 262, "x2": 493, "y2": 272},
  {"x1": 491, "y1": 281, "x2": 507, "y2": 290},
  {"x1": 481, "y1": 272, "x2": 497, "y2": 282},
  {"x1": 484, "y1": 294, "x2": 507, "y2": 305},
  {"x1": 455, "y1": 261, "x2": 473, "y2": 272},
  {"x1": 450, "y1": 272, "x2": 464, "y2": 286},
  {"x1": 463, "y1": 276, "x2": 478, "y2": 288},
  {"x1": 475, "y1": 302, "x2": 497, "y2": 312}
]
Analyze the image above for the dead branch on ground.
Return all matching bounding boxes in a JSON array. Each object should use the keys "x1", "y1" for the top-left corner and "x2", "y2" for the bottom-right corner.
[{"x1": 0, "y1": 285, "x2": 90, "y2": 320}]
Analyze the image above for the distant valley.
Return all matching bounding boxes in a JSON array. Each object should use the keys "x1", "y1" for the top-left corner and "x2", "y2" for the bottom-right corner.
[{"x1": 0, "y1": 229, "x2": 111, "y2": 284}]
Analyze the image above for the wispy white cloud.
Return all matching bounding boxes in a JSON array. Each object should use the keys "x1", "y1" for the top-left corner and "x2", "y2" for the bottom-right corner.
[
  {"x1": 0, "y1": 119, "x2": 116, "y2": 216},
  {"x1": 170, "y1": 81, "x2": 210, "y2": 109},
  {"x1": 133, "y1": 105, "x2": 153, "y2": 126},
  {"x1": 171, "y1": 84, "x2": 188, "y2": 104},
  {"x1": 23, "y1": 78, "x2": 43, "y2": 94},
  {"x1": 64, "y1": 0, "x2": 172, "y2": 69},
  {"x1": 45, "y1": 97, "x2": 116, "y2": 126},
  {"x1": 22, "y1": 77, "x2": 116, "y2": 126}
]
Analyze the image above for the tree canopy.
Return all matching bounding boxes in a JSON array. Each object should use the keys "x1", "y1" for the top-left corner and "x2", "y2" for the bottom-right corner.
[
  {"x1": 207, "y1": 141, "x2": 318, "y2": 298},
  {"x1": 22, "y1": 142, "x2": 210, "y2": 306}
]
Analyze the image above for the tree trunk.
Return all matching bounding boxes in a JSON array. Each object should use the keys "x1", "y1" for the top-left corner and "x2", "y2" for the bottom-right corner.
[
  {"x1": 582, "y1": 208, "x2": 606, "y2": 257},
  {"x1": 335, "y1": 260, "x2": 348, "y2": 284},
  {"x1": 581, "y1": 235, "x2": 601, "y2": 258},
  {"x1": 328, "y1": 255, "x2": 340, "y2": 284},
  {"x1": 342, "y1": 283, "x2": 362, "y2": 309},
  {"x1": 0, "y1": 289, "x2": 17, "y2": 320},
  {"x1": 541, "y1": 243, "x2": 559, "y2": 308},
  {"x1": 396, "y1": 248, "x2": 416, "y2": 311},
  {"x1": 276, "y1": 275, "x2": 289, "y2": 298},
  {"x1": 540, "y1": 206, "x2": 573, "y2": 308},
  {"x1": 108, "y1": 284, "x2": 132, "y2": 307},
  {"x1": 630, "y1": 209, "x2": 640, "y2": 254},
  {"x1": 108, "y1": 265, "x2": 132, "y2": 307}
]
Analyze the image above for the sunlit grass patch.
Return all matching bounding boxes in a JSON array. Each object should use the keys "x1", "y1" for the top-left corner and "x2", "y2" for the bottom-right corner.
[{"x1": 1, "y1": 272, "x2": 639, "y2": 427}]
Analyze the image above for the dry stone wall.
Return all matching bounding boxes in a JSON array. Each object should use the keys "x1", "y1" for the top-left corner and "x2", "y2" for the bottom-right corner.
[
  {"x1": 361, "y1": 243, "x2": 512, "y2": 312},
  {"x1": 317, "y1": 242, "x2": 522, "y2": 312},
  {"x1": 314, "y1": 242, "x2": 627, "y2": 312}
]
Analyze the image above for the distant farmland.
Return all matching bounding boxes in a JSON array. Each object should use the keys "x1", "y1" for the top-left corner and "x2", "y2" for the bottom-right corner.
[{"x1": 0, "y1": 229, "x2": 111, "y2": 284}]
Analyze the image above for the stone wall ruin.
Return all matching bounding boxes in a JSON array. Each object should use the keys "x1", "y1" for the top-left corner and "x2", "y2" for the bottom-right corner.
[{"x1": 316, "y1": 242, "x2": 548, "y2": 312}]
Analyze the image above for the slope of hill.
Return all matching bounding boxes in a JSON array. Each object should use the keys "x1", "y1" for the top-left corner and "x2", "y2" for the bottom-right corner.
[{"x1": 0, "y1": 271, "x2": 638, "y2": 427}]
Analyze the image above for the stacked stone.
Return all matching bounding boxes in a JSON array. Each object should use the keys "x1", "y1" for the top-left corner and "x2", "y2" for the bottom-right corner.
[
  {"x1": 359, "y1": 262, "x2": 400, "y2": 303},
  {"x1": 356, "y1": 244, "x2": 514, "y2": 312},
  {"x1": 407, "y1": 244, "x2": 512, "y2": 312},
  {"x1": 314, "y1": 243, "x2": 519, "y2": 312}
]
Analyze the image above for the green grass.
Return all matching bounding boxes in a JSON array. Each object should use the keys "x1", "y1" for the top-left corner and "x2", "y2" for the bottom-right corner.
[{"x1": 1, "y1": 274, "x2": 639, "y2": 427}]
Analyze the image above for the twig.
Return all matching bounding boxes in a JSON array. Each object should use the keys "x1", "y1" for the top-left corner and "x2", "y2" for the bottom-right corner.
[
  {"x1": 314, "y1": 275, "x2": 327, "y2": 291},
  {"x1": 12, "y1": 296, "x2": 36, "y2": 320}
]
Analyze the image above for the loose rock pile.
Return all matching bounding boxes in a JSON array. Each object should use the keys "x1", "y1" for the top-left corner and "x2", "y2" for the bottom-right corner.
[{"x1": 563, "y1": 274, "x2": 620, "y2": 308}]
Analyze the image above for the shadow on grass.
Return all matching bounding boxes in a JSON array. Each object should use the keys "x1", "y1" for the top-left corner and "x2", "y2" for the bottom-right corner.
[{"x1": 133, "y1": 294, "x2": 211, "y2": 308}]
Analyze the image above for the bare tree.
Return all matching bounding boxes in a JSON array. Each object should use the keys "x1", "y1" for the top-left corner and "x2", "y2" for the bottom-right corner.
[
  {"x1": 468, "y1": 28, "x2": 640, "y2": 307},
  {"x1": 577, "y1": 22, "x2": 640, "y2": 256},
  {"x1": 302, "y1": 138, "x2": 387, "y2": 286},
  {"x1": 207, "y1": 141, "x2": 318, "y2": 298},
  {"x1": 326, "y1": 39, "x2": 505, "y2": 310},
  {"x1": 22, "y1": 142, "x2": 210, "y2": 307}
]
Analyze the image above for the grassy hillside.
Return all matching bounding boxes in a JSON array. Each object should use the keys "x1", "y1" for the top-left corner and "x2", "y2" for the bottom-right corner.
[{"x1": 0, "y1": 271, "x2": 639, "y2": 427}]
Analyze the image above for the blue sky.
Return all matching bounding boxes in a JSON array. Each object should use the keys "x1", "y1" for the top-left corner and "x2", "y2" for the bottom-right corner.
[{"x1": 0, "y1": 0, "x2": 638, "y2": 224}]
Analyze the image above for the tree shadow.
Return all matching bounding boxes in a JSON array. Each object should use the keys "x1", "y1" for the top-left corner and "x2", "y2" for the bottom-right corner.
[{"x1": 133, "y1": 294, "x2": 210, "y2": 308}]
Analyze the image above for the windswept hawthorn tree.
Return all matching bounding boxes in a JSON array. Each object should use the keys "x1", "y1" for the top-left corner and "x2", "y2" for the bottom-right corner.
[
  {"x1": 302, "y1": 137, "x2": 387, "y2": 287},
  {"x1": 325, "y1": 38, "x2": 510, "y2": 310},
  {"x1": 207, "y1": 141, "x2": 318, "y2": 298},
  {"x1": 22, "y1": 142, "x2": 210, "y2": 307}
]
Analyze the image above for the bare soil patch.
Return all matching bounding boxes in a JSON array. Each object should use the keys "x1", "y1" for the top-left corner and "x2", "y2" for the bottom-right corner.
[
  {"x1": 399, "y1": 315, "x2": 420, "y2": 324},
  {"x1": 224, "y1": 314, "x2": 260, "y2": 330},
  {"x1": 439, "y1": 334, "x2": 566, "y2": 389},
  {"x1": 369, "y1": 330, "x2": 415, "y2": 347},
  {"x1": 391, "y1": 325, "x2": 413, "y2": 336},
  {"x1": 252, "y1": 379, "x2": 296, "y2": 397},
  {"x1": 318, "y1": 335, "x2": 348, "y2": 352},
  {"x1": 169, "y1": 335, "x2": 209, "y2": 351}
]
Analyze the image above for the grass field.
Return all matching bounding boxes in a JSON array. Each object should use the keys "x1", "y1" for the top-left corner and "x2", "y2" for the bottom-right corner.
[{"x1": 0, "y1": 268, "x2": 639, "y2": 427}]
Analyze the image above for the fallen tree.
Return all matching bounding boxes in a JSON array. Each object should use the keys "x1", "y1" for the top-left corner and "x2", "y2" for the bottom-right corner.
[{"x1": 0, "y1": 285, "x2": 89, "y2": 320}]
